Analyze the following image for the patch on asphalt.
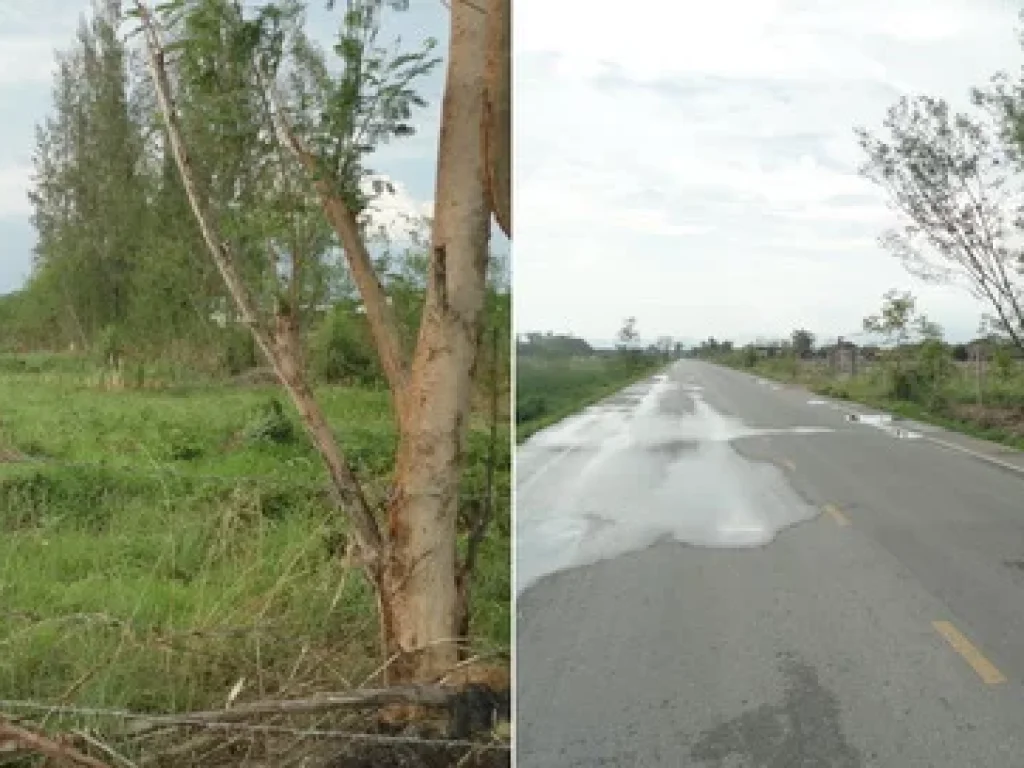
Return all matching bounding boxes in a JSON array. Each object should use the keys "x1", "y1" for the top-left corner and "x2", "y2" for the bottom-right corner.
[{"x1": 690, "y1": 651, "x2": 863, "y2": 767}]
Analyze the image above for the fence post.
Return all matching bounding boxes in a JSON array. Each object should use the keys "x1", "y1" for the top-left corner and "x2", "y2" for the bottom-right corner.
[{"x1": 975, "y1": 344, "x2": 983, "y2": 406}]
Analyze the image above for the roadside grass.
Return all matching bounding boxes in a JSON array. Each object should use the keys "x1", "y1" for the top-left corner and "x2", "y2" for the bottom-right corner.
[
  {"x1": 723, "y1": 355, "x2": 1024, "y2": 452},
  {"x1": 516, "y1": 355, "x2": 666, "y2": 443},
  {"x1": 0, "y1": 353, "x2": 509, "y2": 716}
]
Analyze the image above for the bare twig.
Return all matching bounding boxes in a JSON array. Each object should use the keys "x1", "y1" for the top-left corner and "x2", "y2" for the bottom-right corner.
[
  {"x1": 0, "y1": 719, "x2": 112, "y2": 768},
  {"x1": 70, "y1": 730, "x2": 138, "y2": 768},
  {"x1": 358, "y1": 637, "x2": 478, "y2": 688},
  {"x1": 437, "y1": 650, "x2": 507, "y2": 686}
]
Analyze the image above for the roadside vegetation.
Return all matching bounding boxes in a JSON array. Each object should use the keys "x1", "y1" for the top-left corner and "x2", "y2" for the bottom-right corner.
[
  {"x1": 516, "y1": 318, "x2": 676, "y2": 442},
  {"x1": 690, "y1": 291, "x2": 1024, "y2": 451}
]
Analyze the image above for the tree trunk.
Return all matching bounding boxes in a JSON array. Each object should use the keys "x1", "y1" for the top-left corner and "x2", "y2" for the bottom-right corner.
[
  {"x1": 378, "y1": 0, "x2": 492, "y2": 683},
  {"x1": 484, "y1": 0, "x2": 511, "y2": 238}
]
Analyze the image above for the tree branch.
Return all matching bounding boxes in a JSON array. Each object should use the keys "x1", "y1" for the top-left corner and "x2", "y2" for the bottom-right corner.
[
  {"x1": 134, "y1": 1, "x2": 384, "y2": 560},
  {"x1": 262, "y1": 71, "x2": 411, "y2": 405}
]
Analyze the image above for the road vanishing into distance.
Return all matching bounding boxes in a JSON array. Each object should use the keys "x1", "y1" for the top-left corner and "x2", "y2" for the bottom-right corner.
[{"x1": 516, "y1": 360, "x2": 1024, "y2": 767}]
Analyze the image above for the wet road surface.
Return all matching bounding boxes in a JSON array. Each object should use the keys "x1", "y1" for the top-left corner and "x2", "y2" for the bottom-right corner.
[{"x1": 516, "y1": 360, "x2": 1024, "y2": 767}]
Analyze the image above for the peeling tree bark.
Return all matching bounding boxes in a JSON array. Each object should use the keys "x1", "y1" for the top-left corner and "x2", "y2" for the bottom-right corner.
[{"x1": 376, "y1": 0, "x2": 494, "y2": 682}]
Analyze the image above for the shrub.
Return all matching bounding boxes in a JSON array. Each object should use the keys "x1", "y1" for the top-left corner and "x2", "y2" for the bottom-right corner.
[
  {"x1": 742, "y1": 346, "x2": 757, "y2": 368},
  {"x1": 222, "y1": 327, "x2": 258, "y2": 375},
  {"x1": 993, "y1": 346, "x2": 1016, "y2": 382},
  {"x1": 242, "y1": 397, "x2": 297, "y2": 446},
  {"x1": 307, "y1": 305, "x2": 383, "y2": 386},
  {"x1": 516, "y1": 394, "x2": 548, "y2": 425}
]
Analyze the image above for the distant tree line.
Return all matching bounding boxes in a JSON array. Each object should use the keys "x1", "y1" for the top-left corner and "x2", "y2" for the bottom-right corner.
[{"x1": 3, "y1": 1, "x2": 510, "y2": 393}]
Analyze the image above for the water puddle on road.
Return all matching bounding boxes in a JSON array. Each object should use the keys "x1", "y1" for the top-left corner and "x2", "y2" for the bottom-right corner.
[
  {"x1": 516, "y1": 373, "x2": 833, "y2": 594},
  {"x1": 844, "y1": 412, "x2": 922, "y2": 440}
]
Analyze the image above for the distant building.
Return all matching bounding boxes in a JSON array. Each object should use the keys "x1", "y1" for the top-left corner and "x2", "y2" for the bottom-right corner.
[{"x1": 818, "y1": 339, "x2": 859, "y2": 375}]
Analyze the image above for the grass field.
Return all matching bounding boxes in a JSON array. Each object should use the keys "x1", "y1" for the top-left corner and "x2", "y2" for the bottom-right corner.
[
  {"x1": 516, "y1": 355, "x2": 666, "y2": 442},
  {"x1": 0, "y1": 353, "x2": 510, "y2": 718}
]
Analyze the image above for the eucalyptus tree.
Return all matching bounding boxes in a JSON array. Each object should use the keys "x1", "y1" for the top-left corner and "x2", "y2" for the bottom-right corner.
[{"x1": 132, "y1": 0, "x2": 510, "y2": 682}]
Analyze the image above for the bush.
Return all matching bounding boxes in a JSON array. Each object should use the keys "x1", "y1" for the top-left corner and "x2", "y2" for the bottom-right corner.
[
  {"x1": 890, "y1": 367, "x2": 923, "y2": 401},
  {"x1": 222, "y1": 327, "x2": 258, "y2": 375},
  {"x1": 742, "y1": 346, "x2": 757, "y2": 368},
  {"x1": 0, "y1": 466, "x2": 155, "y2": 532},
  {"x1": 96, "y1": 325, "x2": 125, "y2": 368},
  {"x1": 993, "y1": 346, "x2": 1016, "y2": 382},
  {"x1": 516, "y1": 394, "x2": 548, "y2": 425},
  {"x1": 242, "y1": 397, "x2": 297, "y2": 446},
  {"x1": 307, "y1": 305, "x2": 383, "y2": 386},
  {"x1": 917, "y1": 340, "x2": 952, "y2": 389},
  {"x1": 165, "y1": 427, "x2": 204, "y2": 461}
]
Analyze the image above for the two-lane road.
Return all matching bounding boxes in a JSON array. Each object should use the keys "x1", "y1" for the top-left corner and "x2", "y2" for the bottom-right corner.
[{"x1": 516, "y1": 360, "x2": 1024, "y2": 767}]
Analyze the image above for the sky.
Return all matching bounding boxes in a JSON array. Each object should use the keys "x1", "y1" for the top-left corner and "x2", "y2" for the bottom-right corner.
[
  {"x1": 514, "y1": 0, "x2": 1024, "y2": 347},
  {"x1": 0, "y1": 0, "x2": 452, "y2": 294}
]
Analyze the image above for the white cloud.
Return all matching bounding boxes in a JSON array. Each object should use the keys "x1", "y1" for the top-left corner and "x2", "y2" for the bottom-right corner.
[
  {"x1": 514, "y1": 0, "x2": 1023, "y2": 344},
  {"x1": 359, "y1": 175, "x2": 432, "y2": 242},
  {"x1": 0, "y1": 1, "x2": 86, "y2": 86}
]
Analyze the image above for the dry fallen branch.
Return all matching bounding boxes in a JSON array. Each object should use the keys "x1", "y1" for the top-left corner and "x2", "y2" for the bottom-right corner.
[
  {"x1": 0, "y1": 719, "x2": 113, "y2": 768},
  {"x1": 124, "y1": 685, "x2": 453, "y2": 733}
]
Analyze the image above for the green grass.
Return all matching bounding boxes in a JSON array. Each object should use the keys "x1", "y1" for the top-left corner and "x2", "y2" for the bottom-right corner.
[
  {"x1": 0, "y1": 353, "x2": 509, "y2": 715},
  {"x1": 516, "y1": 355, "x2": 666, "y2": 442}
]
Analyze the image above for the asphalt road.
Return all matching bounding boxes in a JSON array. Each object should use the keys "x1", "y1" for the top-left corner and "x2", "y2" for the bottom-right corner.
[{"x1": 516, "y1": 360, "x2": 1024, "y2": 767}]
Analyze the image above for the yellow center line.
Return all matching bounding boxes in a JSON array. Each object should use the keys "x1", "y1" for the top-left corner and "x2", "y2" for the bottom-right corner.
[
  {"x1": 932, "y1": 620, "x2": 1007, "y2": 685},
  {"x1": 824, "y1": 504, "x2": 850, "y2": 527}
]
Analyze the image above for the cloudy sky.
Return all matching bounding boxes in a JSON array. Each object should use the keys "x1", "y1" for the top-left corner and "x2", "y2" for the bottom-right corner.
[
  {"x1": 515, "y1": 0, "x2": 1024, "y2": 346},
  {"x1": 0, "y1": 0, "x2": 449, "y2": 294}
]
